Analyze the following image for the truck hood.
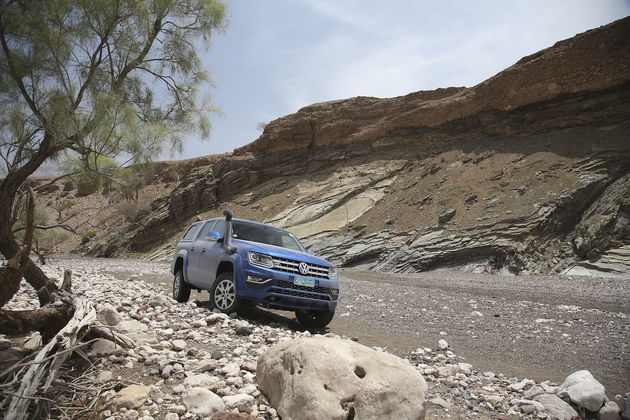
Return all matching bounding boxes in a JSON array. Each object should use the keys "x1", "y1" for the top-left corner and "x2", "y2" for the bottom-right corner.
[{"x1": 232, "y1": 239, "x2": 333, "y2": 267}]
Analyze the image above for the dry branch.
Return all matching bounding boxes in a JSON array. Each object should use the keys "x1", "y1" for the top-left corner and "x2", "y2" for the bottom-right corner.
[
  {"x1": 87, "y1": 325, "x2": 135, "y2": 348},
  {"x1": 5, "y1": 297, "x2": 96, "y2": 420}
]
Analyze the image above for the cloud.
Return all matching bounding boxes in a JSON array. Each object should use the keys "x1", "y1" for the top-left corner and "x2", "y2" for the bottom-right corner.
[
  {"x1": 179, "y1": 0, "x2": 630, "y2": 160},
  {"x1": 271, "y1": 0, "x2": 630, "y2": 111}
]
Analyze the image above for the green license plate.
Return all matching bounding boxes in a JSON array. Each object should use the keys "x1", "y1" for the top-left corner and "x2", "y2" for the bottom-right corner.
[{"x1": 294, "y1": 276, "x2": 315, "y2": 287}]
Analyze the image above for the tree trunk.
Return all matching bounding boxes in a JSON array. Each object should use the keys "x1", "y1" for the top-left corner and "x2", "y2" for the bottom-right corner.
[
  {"x1": 0, "y1": 186, "x2": 36, "y2": 307},
  {"x1": 0, "y1": 265, "x2": 23, "y2": 308},
  {"x1": 0, "y1": 136, "x2": 61, "y2": 306},
  {"x1": 0, "y1": 305, "x2": 73, "y2": 341}
]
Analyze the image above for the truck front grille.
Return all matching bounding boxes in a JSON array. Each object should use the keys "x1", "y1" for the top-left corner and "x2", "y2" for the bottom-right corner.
[
  {"x1": 275, "y1": 280, "x2": 331, "y2": 296},
  {"x1": 271, "y1": 257, "x2": 330, "y2": 279},
  {"x1": 269, "y1": 280, "x2": 332, "y2": 301}
]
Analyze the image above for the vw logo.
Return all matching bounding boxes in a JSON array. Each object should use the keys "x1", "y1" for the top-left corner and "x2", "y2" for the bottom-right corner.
[{"x1": 298, "y1": 262, "x2": 309, "y2": 275}]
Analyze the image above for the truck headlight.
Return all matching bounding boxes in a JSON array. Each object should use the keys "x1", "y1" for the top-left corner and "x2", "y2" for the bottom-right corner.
[
  {"x1": 328, "y1": 266, "x2": 338, "y2": 279},
  {"x1": 248, "y1": 251, "x2": 274, "y2": 268}
]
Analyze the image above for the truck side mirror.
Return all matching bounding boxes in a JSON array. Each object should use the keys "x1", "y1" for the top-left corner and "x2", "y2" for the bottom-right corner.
[{"x1": 207, "y1": 231, "x2": 221, "y2": 241}]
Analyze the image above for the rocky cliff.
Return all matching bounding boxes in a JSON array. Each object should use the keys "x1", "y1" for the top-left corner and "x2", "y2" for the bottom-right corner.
[{"x1": 90, "y1": 17, "x2": 630, "y2": 276}]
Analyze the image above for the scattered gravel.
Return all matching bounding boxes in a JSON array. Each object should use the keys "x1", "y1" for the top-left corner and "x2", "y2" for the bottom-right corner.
[
  {"x1": 2, "y1": 257, "x2": 628, "y2": 419},
  {"x1": 332, "y1": 268, "x2": 630, "y2": 397}
]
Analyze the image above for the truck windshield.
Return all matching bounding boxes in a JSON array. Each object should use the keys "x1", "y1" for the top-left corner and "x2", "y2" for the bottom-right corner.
[{"x1": 231, "y1": 221, "x2": 305, "y2": 252}]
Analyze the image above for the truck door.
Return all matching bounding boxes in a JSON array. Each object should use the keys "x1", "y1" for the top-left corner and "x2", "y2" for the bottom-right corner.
[
  {"x1": 196, "y1": 220, "x2": 226, "y2": 289},
  {"x1": 187, "y1": 220, "x2": 216, "y2": 286},
  {"x1": 188, "y1": 220, "x2": 225, "y2": 289}
]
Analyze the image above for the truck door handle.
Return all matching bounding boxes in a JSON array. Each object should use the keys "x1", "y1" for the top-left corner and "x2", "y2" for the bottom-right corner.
[
  {"x1": 190, "y1": 247, "x2": 195, "y2": 252},
  {"x1": 201, "y1": 248, "x2": 206, "y2": 253}
]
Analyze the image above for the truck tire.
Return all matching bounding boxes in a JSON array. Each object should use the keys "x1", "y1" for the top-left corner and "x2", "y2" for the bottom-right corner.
[
  {"x1": 211, "y1": 271, "x2": 241, "y2": 314},
  {"x1": 173, "y1": 269, "x2": 191, "y2": 303},
  {"x1": 295, "y1": 309, "x2": 335, "y2": 328}
]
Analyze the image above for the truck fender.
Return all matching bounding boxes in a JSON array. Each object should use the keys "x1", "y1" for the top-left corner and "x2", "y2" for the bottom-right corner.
[
  {"x1": 172, "y1": 249, "x2": 190, "y2": 283},
  {"x1": 211, "y1": 254, "x2": 242, "y2": 290}
]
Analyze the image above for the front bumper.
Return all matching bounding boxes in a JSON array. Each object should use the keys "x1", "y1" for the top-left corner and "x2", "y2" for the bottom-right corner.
[{"x1": 237, "y1": 266, "x2": 339, "y2": 312}]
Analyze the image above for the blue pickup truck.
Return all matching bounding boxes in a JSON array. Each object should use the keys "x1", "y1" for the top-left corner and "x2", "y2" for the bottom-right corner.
[{"x1": 171, "y1": 211, "x2": 339, "y2": 328}]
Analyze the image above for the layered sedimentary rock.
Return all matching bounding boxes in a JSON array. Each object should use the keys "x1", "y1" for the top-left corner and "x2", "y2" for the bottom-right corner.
[{"x1": 90, "y1": 17, "x2": 630, "y2": 275}]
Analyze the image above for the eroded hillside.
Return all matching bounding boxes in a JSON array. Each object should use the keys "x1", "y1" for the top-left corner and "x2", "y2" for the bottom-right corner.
[{"x1": 40, "y1": 17, "x2": 630, "y2": 276}]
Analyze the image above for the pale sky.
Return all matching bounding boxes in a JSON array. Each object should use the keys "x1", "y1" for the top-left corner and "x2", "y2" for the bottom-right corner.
[{"x1": 171, "y1": 0, "x2": 630, "y2": 160}]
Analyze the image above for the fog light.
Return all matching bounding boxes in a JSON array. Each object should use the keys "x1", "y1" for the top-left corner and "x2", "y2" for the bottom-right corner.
[
  {"x1": 247, "y1": 275, "x2": 269, "y2": 284},
  {"x1": 330, "y1": 288, "x2": 339, "y2": 297}
]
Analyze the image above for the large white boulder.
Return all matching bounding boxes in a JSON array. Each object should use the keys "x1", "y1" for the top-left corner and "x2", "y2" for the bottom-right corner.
[
  {"x1": 557, "y1": 370, "x2": 606, "y2": 412},
  {"x1": 257, "y1": 336, "x2": 427, "y2": 420}
]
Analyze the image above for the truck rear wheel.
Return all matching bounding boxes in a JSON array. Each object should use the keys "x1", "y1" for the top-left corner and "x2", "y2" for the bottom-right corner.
[
  {"x1": 211, "y1": 272, "x2": 241, "y2": 314},
  {"x1": 173, "y1": 270, "x2": 191, "y2": 303},
  {"x1": 295, "y1": 309, "x2": 335, "y2": 328}
]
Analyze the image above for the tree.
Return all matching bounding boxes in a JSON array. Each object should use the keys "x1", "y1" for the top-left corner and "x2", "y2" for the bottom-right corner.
[{"x1": 0, "y1": 0, "x2": 226, "y2": 304}]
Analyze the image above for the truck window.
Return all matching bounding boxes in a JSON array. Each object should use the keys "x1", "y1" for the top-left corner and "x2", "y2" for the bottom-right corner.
[
  {"x1": 198, "y1": 220, "x2": 220, "y2": 240},
  {"x1": 213, "y1": 220, "x2": 226, "y2": 238},
  {"x1": 231, "y1": 220, "x2": 304, "y2": 252},
  {"x1": 182, "y1": 223, "x2": 201, "y2": 241}
]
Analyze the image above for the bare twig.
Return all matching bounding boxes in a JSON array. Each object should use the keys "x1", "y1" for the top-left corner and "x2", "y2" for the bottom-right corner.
[
  {"x1": 0, "y1": 338, "x2": 100, "y2": 379},
  {"x1": 33, "y1": 171, "x2": 79, "y2": 192},
  {"x1": 5, "y1": 298, "x2": 96, "y2": 420},
  {"x1": 12, "y1": 224, "x2": 78, "y2": 235},
  {"x1": 3, "y1": 391, "x2": 57, "y2": 404}
]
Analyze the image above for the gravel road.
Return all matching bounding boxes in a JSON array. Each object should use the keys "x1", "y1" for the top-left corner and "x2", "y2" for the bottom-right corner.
[
  {"x1": 95, "y1": 258, "x2": 629, "y2": 398},
  {"x1": 329, "y1": 269, "x2": 630, "y2": 398}
]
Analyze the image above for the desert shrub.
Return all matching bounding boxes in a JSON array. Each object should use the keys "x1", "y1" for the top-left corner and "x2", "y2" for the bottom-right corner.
[
  {"x1": 167, "y1": 167, "x2": 181, "y2": 182},
  {"x1": 14, "y1": 205, "x2": 49, "y2": 242},
  {"x1": 81, "y1": 230, "x2": 97, "y2": 244},
  {"x1": 13, "y1": 204, "x2": 72, "y2": 251},
  {"x1": 37, "y1": 228, "x2": 70, "y2": 252},
  {"x1": 60, "y1": 199, "x2": 75, "y2": 211},
  {"x1": 118, "y1": 201, "x2": 140, "y2": 222},
  {"x1": 77, "y1": 172, "x2": 102, "y2": 196}
]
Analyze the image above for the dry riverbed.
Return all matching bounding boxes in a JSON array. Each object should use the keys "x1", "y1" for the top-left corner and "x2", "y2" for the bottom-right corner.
[
  {"x1": 124, "y1": 259, "x2": 629, "y2": 397},
  {"x1": 3, "y1": 257, "x2": 628, "y2": 419}
]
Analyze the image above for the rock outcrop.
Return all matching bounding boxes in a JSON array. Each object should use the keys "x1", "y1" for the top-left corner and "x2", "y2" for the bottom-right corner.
[
  {"x1": 89, "y1": 17, "x2": 630, "y2": 276},
  {"x1": 256, "y1": 336, "x2": 427, "y2": 420}
]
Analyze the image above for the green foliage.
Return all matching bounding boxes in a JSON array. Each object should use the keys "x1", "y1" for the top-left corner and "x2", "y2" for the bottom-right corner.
[
  {"x1": 77, "y1": 172, "x2": 102, "y2": 196},
  {"x1": 59, "y1": 200, "x2": 75, "y2": 212},
  {"x1": 63, "y1": 152, "x2": 120, "y2": 195},
  {"x1": 14, "y1": 205, "x2": 48, "y2": 241},
  {"x1": 81, "y1": 230, "x2": 97, "y2": 244},
  {"x1": 167, "y1": 166, "x2": 182, "y2": 182},
  {"x1": 0, "y1": 0, "x2": 227, "y2": 181}
]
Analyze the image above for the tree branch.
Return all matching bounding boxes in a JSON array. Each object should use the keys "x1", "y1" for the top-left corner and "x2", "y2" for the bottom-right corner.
[
  {"x1": 0, "y1": 19, "x2": 46, "y2": 125},
  {"x1": 12, "y1": 224, "x2": 77, "y2": 235}
]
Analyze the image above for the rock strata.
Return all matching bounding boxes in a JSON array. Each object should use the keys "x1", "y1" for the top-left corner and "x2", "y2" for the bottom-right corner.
[{"x1": 86, "y1": 18, "x2": 630, "y2": 278}]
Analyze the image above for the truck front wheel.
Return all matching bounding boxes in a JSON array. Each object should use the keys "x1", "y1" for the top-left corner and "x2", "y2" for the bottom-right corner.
[
  {"x1": 295, "y1": 309, "x2": 335, "y2": 328},
  {"x1": 173, "y1": 270, "x2": 191, "y2": 303},
  {"x1": 211, "y1": 272, "x2": 241, "y2": 314}
]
